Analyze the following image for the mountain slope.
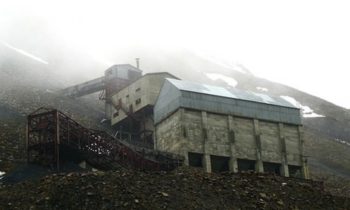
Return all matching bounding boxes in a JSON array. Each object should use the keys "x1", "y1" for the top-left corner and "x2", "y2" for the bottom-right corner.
[
  {"x1": 0, "y1": 47, "x2": 350, "y2": 194},
  {"x1": 118, "y1": 48, "x2": 350, "y2": 180}
]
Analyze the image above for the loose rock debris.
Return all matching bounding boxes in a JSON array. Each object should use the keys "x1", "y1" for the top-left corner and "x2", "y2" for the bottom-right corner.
[{"x1": 0, "y1": 167, "x2": 349, "y2": 210}]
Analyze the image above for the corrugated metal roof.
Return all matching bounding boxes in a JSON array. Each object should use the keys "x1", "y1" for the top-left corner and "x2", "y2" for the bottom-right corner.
[
  {"x1": 154, "y1": 79, "x2": 302, "y2": 125},
  {"x1": 166, "y1": 78, "x2": 297, "y2": 109}
]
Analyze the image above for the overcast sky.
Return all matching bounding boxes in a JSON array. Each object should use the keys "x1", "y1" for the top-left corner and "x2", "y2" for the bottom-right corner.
[{"x1": 1, "y1": 0, "x2": 350, "y2": 108}]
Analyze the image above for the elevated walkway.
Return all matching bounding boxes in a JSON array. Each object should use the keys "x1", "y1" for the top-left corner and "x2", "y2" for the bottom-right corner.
[{"x1": 59, "y1": 77, "x2": 105, "y2": 98}]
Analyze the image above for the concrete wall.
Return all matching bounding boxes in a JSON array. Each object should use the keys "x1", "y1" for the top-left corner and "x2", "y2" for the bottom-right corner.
[
  {"x1": 155, "y1": 108, "x2": 307, "y2": 178},
  {"x1": 110, "y1": 73, "x2": 177, "y2": 126},
  {"x1": 155, "y1": 109, "x2": 183, "y2": 153}
]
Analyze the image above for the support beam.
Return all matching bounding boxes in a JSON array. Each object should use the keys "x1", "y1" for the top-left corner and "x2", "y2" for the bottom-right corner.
[
  {"x1": 228, "y1": 115, "x2": 238, "y2": 172},
  {"x1": 253, "y1": 119, "x2": 264, "y2": 173},
  {"x1": 278, "y1": 123, "x2": 289, "y2": 177},
  {"x1": 180, "y1": 108, "x2": 189, "y2": 166},
  {"x1": 203, "y1": 154, "x2": 212, "y2": 173},
  {"x1": 201, "y1": 111, "x2": 211, "y2": 173},
  {"x1": 298, "y1": 126, "x2": 309, "y2": 179}
]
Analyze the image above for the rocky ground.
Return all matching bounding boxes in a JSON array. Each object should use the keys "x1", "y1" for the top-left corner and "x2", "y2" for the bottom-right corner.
[{"x1": 0, "y1": 167, "x2": 349, "y2": 210}]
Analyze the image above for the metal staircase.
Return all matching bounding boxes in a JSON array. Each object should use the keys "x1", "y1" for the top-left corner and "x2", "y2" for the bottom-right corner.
[{"x1": 27, "y1": 107, "x2": 183, "y2": 171}]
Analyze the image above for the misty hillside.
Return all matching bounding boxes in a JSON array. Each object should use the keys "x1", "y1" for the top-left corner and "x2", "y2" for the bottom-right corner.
[
  {"x1": 1, "y1": 46, "x2": 350, "y2": 192},
  {"x1": 125, "y1": 48, "x2": 350, "y2": 180},
  {"x1": 126, "y1": 49, "x2": 350, "y2": 144}
]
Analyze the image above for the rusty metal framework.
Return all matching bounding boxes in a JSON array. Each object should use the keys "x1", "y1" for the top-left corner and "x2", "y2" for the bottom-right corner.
[{"x1": 27, "y1": 107, "x2": 183, "y2": 171}]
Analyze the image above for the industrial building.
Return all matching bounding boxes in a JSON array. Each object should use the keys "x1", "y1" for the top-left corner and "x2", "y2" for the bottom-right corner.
[
  {"x1": 110, "y1": 72, "x2": 178, "y2": 148},
  {"x1": 154, "y1": 79, "x2": 307, "y2": 178},
  {"x1": 60, "y1": 64, "x2": 308, "y2": 178},
  {"x1": 109, "y1": 75, "x2": 307, "y2": 178}
]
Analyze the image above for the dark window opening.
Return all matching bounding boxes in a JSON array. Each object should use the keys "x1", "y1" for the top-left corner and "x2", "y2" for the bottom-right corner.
[
  {"x1": 135, "y1": 98, "x2": 141, "y2": 105},
  {"x1": 188, "y1": 152, "x2": 203, "y2": 167},
  {"x1": 210, "y1": 155, "x2": 230, "y2": 172},
  {"x1": 288, "y1": 165, "x2": 302, "y2": 178},
  {"x1": 135, "y1": 87, "x2": 141, "y2": 92},
  {"x1": 237, "y1": 159, "x2": 256, "y2": 172},
  {"x1": 263, "y1": 162, "x2": 281, "y2": 175},
  {"x1": 113, "y1": 111, "x2": 119, "y2": 118}
]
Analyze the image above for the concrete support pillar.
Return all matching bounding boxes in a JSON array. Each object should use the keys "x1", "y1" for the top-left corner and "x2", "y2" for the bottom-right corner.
[
  {"x1": 278, "y1": 123, "x2": 289, "y2": 177},
  {"x1": 201, "y1": 111, "x2": 211, "y2": 172},
  {"x1": 203, "y1": 154, "x2": 212, "y2": 173},
  {"x1": 183, "y1": 151, "x2": 189, "y2": 166},
  {"x1": 228, "y1": 115, "x2": 238, "y2": 172},
  {"x1": 298, "y1": 126, "x2": 309, "y2": 179},
  {"x1": 153, "y1": 126, "x2": 158, "y2": 151},
  {"x1": 180, "y1": 108, "x2": 189, "y2": 166},
  {"x1": 229, "y1": 145, "x2": 238, "y2": 173},
  {"x1": 253, "y1": 119, "x2": 264, "y2": 173}
]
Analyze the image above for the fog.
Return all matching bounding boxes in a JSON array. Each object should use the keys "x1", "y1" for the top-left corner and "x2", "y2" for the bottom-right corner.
[{"x1": 1, "y1": 0, "x2": 350, "y2": 107}]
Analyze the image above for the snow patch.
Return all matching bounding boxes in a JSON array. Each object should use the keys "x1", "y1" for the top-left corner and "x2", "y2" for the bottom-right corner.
[
  {"x1": 301, "y1": 106, "x2": 325, "y2": 118},
  {"x1": 280, "y1": 96, "x2": 325, "y2": 118},
  {"x1": 0, "y1": 41, "x2": 49, "y2": 65},
  {"x1": 280, "y1": 96, "x2": 299, "y2": 107},
  {"x1": 334, "y1": 138, "x2": 350, "y2": 147},
  {"x1": 256, "y1": 87, "x2": 269, "y2": 92},
  {"x1": 0, "y1": 171, "x2": 5, "y2": 180},
  {"x1": 205, "y1": 73, "x2": 238, "y2": 88}
]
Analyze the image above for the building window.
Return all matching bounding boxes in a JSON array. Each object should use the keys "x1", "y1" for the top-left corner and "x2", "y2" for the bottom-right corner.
[
  {"x1": 237, "y1": 159, "x2": 256, "y2": 172},
  {"x1": 136, "y1": 87, "x2": 141, "y2": 92},
  {"x1": 210, "y1": 155, "x2": 230, "y2": 172},
  {"x1": 113, "y1": 111, "x2": 119, "y2": 118},
  {"x1": 263, "y1": 162, "x2": 281, "y2": 175},
  {"x1": 288, "y1": 165, "x2": 302, "y2": 178},
  {"x1": 135, "y1": 98, "x2": 141, "y2": 105},
  {"x1": 126, "y1": 95, "x2": 129, "y2": 103},
  {"x1": 188, "y1": 152, "x2": 203, "y2": 167},
  {"x1": 182, "y1": 126, "x2": 187, "y2": 138}
]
